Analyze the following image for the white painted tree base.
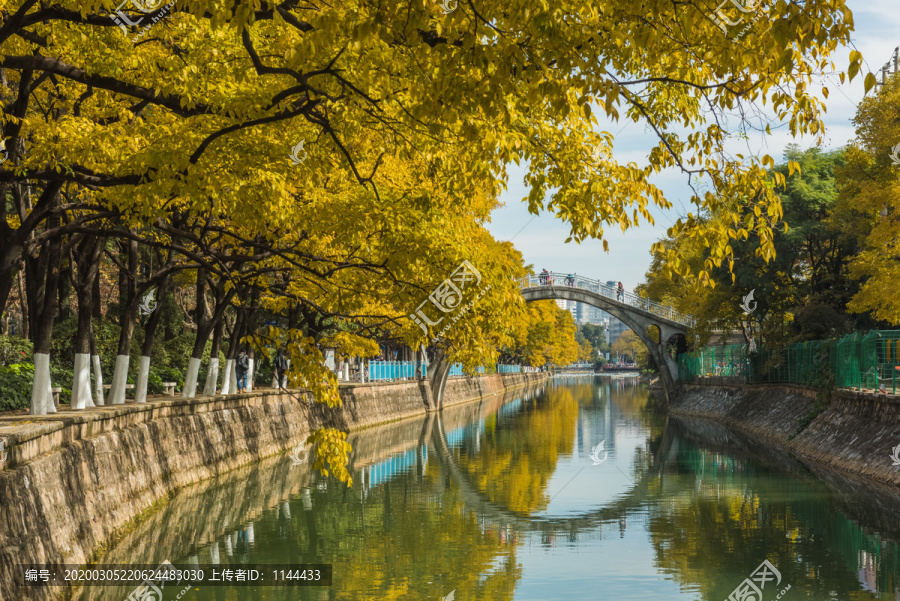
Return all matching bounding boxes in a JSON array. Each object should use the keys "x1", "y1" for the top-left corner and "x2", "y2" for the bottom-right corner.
[
  {"x1": 109, "y1": 355, "x2": 131, "y2": 405},
  {"x1": 92, "y1": 354, "x2": 104, "y2": 405},
  {"x1": 221, "y1": 359, "x2": 235, "y2": 395},
  {"x1": 202, "y1": 357, "x2": 219, "y2": 396},
  {"x1": 31, "y1": 353, "x2": 56, "y2": 415},
  {"x1": 71, "y1": 353, "x2": 93, "y2": 410},
  {"x1": 135, "y1": 356, "x2": 151, "y2": 403},
  {"x1": 183, "y1": 357, "x2": 202, "y2": 398},
  {"x1": 246, "y1": 358, "x2": 255, "y2": 392}
]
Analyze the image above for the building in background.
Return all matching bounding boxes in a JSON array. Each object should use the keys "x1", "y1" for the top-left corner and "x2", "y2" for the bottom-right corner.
[
  {"x1": 552, "y1": 296, "x2": 627, "y2": 345},
  {"x1": 607, "y1": 319, "x2": 628, "y2": 345}
]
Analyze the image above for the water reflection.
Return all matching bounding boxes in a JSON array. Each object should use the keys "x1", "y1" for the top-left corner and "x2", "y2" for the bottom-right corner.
[{"x1": 77, "y1": 378, "x2": 900, "y2": 600}]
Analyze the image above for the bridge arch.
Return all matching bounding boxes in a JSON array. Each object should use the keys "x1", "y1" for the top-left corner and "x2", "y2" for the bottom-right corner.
[
  {"x1": 517, "y1": 273, "x2": 694, "y2": 403},
  {"x1": 428, "y1": 405, "x2": 680, "y2": 534}
]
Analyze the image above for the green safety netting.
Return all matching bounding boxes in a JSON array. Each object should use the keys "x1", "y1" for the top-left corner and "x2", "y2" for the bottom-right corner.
[
  {"x1": 678, "y1": 344, "x2": 750, "y2": 380},
  {"x1": 860, "y1": 330, "x2": 900, "y2": 391},
  {"x1": 833, "y1": 333, "x2": 861, "y2": 389},
  {"x1": 748, "y1": 340, "x2": 830, "y2": 386},
  {"x1": 678, "y1": 331, "x2": 900, "y2": 393}
]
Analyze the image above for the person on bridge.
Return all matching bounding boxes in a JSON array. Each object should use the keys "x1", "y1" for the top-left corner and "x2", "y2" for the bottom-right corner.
[
  {"x1": 566, "y1": 273, "x2": 574, "y2": 286},
  {"x1": 617, "y1": 282, "x2": 624, "y2": 301},
  {"x1": 540, "y1": 269, "x2": 550, "y2": 285}
]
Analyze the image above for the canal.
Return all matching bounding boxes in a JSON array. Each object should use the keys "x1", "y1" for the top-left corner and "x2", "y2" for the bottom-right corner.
[{"x1": 77, "y1": 378, "x2": 900, "y2": 600}]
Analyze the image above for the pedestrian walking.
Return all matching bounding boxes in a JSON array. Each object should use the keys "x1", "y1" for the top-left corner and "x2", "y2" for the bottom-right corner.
[
  {"x1": 617, "y1": 282, "x2": 624, "y2": 302},
  {"x1": 540, "y1": 268, "x2": 550, "y2": 285},
  {"x1": 566, "y1": 273, "x2": 575, "y2": 286},
  {"x1": 274, "y1": 348, "x2": 289, "y2": 389},
  {"x1": 236, "y1": 348, "x2": 250, "y2": 393}
]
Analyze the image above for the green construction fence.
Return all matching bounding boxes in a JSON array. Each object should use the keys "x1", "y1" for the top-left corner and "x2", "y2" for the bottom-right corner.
[{"x1": 678, "y1": 330, "x2": 900, "y2": 393}]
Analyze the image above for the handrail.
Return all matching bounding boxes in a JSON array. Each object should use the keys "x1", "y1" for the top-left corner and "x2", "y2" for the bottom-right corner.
[{"x1": 515, "y1": 272, "x2": 695, "y2": 328}]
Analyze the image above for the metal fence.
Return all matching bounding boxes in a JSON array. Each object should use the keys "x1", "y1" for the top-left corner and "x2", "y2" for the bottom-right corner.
[
  {"x1": 840, "y1": 330, "x2": 900, "y2": 391},
  {"x1": 367, "y1": 361, "x2": 427, "y2": 381},
  {"x1": 515, "y1": 272, "x2": 695, "y2": 327},
  {"x1": 678, "y1": 344, "x2": 751, "y2": 380},
  {"x1": 679, "y1": 330, "x2": 900, "y2": 393},
  {"x1": 748, "y1": 340, "x2": 830, "y2": 386},
  {"x1": 366, "y1": 361, "x2": 492, "y2": 382},
  {"x1": 449, "y1": 364, "x2": 484, "y2": 377}
]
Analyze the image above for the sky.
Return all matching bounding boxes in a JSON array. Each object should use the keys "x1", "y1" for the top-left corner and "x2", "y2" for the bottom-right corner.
[{"x1": 486, "y1": 0, "x2": 900, "y2": 292}]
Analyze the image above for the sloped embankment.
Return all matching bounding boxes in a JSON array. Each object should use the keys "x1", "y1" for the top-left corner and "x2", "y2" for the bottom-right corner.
[{"x1": 671, "y1": 382, "x2": 900, "y2": 488}]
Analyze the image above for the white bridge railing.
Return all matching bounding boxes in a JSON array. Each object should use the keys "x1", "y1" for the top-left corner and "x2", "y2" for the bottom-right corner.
[{"x1": 516, "y1": 272, "x2": 695, "y2": 328}]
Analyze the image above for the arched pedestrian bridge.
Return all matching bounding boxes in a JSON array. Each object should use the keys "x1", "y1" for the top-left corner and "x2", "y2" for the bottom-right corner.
[{"x1": 516, "y1": 273, "x2": 695, "y2": 401}]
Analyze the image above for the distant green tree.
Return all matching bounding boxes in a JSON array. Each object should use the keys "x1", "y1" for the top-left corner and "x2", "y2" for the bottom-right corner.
[
  {"x1": 580, "y1": 323, "x2": 608, "y2": 354},
  {"x1": 641, "y1": 146, "x2": 883, "y2": 348}
]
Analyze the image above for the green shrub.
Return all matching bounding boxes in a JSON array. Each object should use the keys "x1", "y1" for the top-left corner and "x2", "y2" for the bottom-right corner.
[
  {"x1": 0, "y1": 335, "x2": 33, "y2": 366},
  {"x1": 50, "y1": 365, "x2": 74, "y2": 405},
  {"x1": 151, "y1": 365, "x2": 183, "y2": 392},
  {"x1": 146, "y1": 368, "x2": 163, "y2": 395},
  {"x1": 0, "y1": 363, "x2": 34, "y2": 411},
  {"x1": 254, "y1": 356, "x2": 274, "y2": 387}
]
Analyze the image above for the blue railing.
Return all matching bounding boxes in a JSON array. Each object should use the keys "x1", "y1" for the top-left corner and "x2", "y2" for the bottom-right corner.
[
  {"x1": 367, "y1": 361, "x2": 427, "y2": 381},
  {"x1": 449, "y1": 364, "x2": 484, "y2": 376},
  {"x1": 366, "y1": 361, "x2": 488, "y2": 382},
  {"x1": 497, "y1": 364, "x2": 522, "y2": 374},
  {"x1": 360, "y1": 447, "x2": 426, "y2": 490}
]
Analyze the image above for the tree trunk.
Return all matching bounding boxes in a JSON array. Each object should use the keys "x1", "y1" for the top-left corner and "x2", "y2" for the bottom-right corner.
[
  {"x1": 16, "y1": 267, "x2": 28, "y2": 339},
  {"x1": 202, "y1": 319, "x2": 224, "y2": 396},
  {"x1": 57, "y1": 264, "x2": 72, "y2": 322},
  {"x1": 183, "y1": 268, "x2": 209, "y2": 398},
  {"x1": 91, "y1": 333, "x2": 104, "y2": 406},
  {"x1": 135, "y1": 273, "x2": 171, "y2": 403},
  {"x1": 184, "y1": 271, "x2": 235, "y2": 398},
  {"x1": 109, "y1": 239, "x2": 139, "y2": 405},
  {"x1": 71, "y1": 237, "x2": 102, "y2": 410},
  {"x1": 30, "y1": 214, "x2": 62, "y2": 415},
  {"x1": 92, "y1": 272, "x2": 102, "y2": 320}
]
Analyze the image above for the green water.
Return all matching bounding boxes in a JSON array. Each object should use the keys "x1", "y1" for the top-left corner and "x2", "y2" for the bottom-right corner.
[{"x1": 79, "y1": 378, "x2": 900, "y2": 600}]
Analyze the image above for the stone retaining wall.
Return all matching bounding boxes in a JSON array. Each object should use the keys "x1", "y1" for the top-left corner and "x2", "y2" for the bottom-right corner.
[
  {"x1": 0, "y1": 372, "x2": 547, "y2": 601},
  {"x1": 673, "y1": 381, "x2": 900, "y2": 489}
]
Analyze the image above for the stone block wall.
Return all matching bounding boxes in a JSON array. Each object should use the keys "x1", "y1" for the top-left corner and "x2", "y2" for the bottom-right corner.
[
  {"x1": 673, "y1": 381, "x2": 900, "y2": 490},
  {"x1": 0, "y1": 371, "x2": 547, "y2": 601}
]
